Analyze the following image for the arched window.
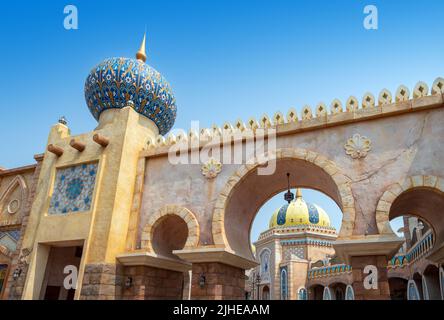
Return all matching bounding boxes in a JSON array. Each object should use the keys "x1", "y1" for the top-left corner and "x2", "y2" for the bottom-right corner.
[
  {"x1": 345, "y1": 285, "x2": 354, "y2": 300},
  {"x1": 298, "y1": 287, "x2": 307, "y2": 300},
  {"x1": 280, "y1": 267, "x2": 288, "y2": 300},
  {"x1": 323, "y1": 286, "x2": 332, "y2": 300},
  {"x1": 0, "y1": 264, "x2": 8, "y2": 297},
  {"x1": 440, "y1": 267, "x2": 444, "y2": 300},
  {"x1": 407, "y1": 280, "x2": 420, "y2": 300},
  {"x1": 259, "y1": 249, "x2": 271, "y2": 283},
  {"x1": 422, "y1": 276, "x2": 429, "y2": 300}
]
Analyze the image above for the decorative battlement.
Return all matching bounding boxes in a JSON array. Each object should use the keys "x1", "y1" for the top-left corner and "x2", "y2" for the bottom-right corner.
[
  {"x1": 388, "y1": 230, "x2": 434, "y2": 269},
  {"x1": 258, "y1": 224, "x2": 337, "y2": 241},
  {"x1": 308, "y1": 264, "x2": 352, "y2": 279},
  {"x1": 144, "y1": 77, "x2": 444, "y2": 155},
  {"x1": 281, "y1": 238, "x2": 334, "y2": 247}
]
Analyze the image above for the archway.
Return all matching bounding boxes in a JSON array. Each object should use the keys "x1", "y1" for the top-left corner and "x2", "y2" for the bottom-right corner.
[
  {"x1": 309, "y1": 284, "x2": 324, "y2": 300},
  {"x1": 423, "y1": 265, "x2": 441, "y2": 300},
  {"x1": 330, "y1": 282, "x2": 346, "y2": 300},
  {"x1": 376, "y1": 176, "x2": 444, "y2": 263},
  {"x1": 262, "y1": 285, "x2": 270, "y2": 300},
  {"x1": 212, "y1": 148, "x2": 354, "y2": 260},
  {"x1": 412, "y1": 272, "x2": 424, "y2": 300},
  {"x1": 151, "y1": 215, "x2": 188, "y2": 259},
  {"x1": 388, "y1": 277, "x2": 408, "y2": 300},
  {"x1": 123, "y1": 206, "x2": 200, "y2": 300}
]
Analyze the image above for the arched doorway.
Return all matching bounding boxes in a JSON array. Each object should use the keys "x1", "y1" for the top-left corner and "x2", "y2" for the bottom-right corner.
[
  {"x1": 412, "y1": 273, "x2": 424, "y2": 300},
  {"x1": 262, "y1": 285, "x2": 270, "y2": 300},
  {"x1": 388, "y1": 277, "x2": 408, "y2": 300},
  {"x1": 309, "y1": 284, "x2": 324, "y2": 300},
  {"x1": 423, "y1": 265, "x2": 441, "y2": 300},
  {"x1": 330, "y1": 282, "x2": 346, "y2": 300}
]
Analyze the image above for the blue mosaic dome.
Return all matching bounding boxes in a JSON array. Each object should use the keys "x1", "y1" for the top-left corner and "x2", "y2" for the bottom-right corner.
[{"x1": 84, "y1": 56, "x2": 177, "y2": 135}]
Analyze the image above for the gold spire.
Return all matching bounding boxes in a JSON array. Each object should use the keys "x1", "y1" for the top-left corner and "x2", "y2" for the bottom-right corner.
[
  {"x1": 136, "y1": 33, "x2": 147, "y2": 62},
  {"x1": 296, "y1": 188, "x2": 302, "y2": 199}
]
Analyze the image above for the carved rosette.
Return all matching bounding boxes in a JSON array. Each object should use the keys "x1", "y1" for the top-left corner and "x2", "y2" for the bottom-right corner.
[
  {"x1": 201, "y1": 158, "x2": 222, "y2": 179},
  {"x1": 344, "y1": 134, "x2": 372, "y2": 159}
]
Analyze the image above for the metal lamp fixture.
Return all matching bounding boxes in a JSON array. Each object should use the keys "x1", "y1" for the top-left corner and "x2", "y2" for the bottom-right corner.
[
  {"x1": 125, "y1": 276, "x2": 133, "y2": 288},
  {"x1": 12, "y1": 268, "x2": 22, "y2": 280},
  {"x1": 199, "y1": 274, "x2": 206, "y2": 288}
]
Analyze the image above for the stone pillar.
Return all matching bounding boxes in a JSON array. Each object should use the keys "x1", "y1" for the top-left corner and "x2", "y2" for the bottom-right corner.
[
  {"x1": 191, "y1": 263, "x2": 245, "y2": 300},
  {"x1": 79, "y1": 263, "x2": 123, "y2": 300},
  {"x1": 351, "y1": 255, "x2": 390, "y2": 300},
  {"x1": 121, "y1": 266, "x2": 184, "y2": 300}
]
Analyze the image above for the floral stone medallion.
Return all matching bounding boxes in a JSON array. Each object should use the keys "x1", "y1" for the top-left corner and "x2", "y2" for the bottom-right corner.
[
  {"x1": 344, "y1": 133, "x2": 372, "y2": 159},
  {"x1": 201, "y1": 158, "x2": 222, "y2": 179}
]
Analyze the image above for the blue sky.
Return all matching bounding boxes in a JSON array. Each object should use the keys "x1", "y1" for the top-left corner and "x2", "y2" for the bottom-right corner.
[{"x1": 1, "y1": 0, "x2": 442, "y2": 239}]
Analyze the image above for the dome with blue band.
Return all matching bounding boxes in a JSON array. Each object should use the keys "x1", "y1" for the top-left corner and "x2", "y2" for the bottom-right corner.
[
  {"x1": 84, "y1": 34, "x2": 177, "y2": 135},
  {"x1": 269, "y1": 189, "x2": 331, "y2": 228}
]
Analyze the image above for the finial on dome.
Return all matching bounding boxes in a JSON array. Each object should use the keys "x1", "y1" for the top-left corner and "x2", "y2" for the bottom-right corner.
[
  {"x1": 296, "y1": 188, "x2": 302, "y2": 199},
  {"x1": 136, "y1": 32, "x2": 147, "y2": 62}
]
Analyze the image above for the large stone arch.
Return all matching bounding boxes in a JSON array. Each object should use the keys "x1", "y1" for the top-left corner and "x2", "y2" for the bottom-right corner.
[
  {"x1": 376, "y1": 175, "x2": 444, "y2": 235},
  {"x1": 141, "y1": 205, "x2": 200, "y2": 252},
  {"x1": 212, "y1": 147, "x2": 356, "y2": 258}
]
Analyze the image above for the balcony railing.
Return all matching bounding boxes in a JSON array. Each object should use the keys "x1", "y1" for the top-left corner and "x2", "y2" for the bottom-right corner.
[{"x1": 388, "y1": 230, "x2": 434, "y2": 268}]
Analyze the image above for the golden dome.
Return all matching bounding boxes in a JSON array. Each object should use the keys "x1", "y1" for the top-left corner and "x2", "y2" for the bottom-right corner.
[{"x1": 269, "y1": 189, "x2": 331, "y2": 228}]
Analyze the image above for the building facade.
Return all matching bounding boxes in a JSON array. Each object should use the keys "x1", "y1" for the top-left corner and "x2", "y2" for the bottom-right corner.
[{"x1": 1, "y1": 36, "x2": 444, "y2": 300}]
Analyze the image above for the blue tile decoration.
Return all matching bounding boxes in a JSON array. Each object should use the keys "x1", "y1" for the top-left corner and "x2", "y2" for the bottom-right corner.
[
  {"x1": 49, "y1": 163, "x2": 98, "y2": 214},
  {"x1": 307, "y1": 203, "x2": 319, "y2": 224},
  {"x1": 84, "y1": 57, "x2": 177, "y2": 135},
  {"x1": 0, "y1": 229, "x2": 21, "y2": 252},
  {"x1": 277, "y1": 203, "x2": 289, "y2": 225}
]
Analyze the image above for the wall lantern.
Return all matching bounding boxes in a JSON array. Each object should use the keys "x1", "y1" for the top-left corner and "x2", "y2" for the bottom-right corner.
[
  {"x1": 125, "y1": 276, "x2": 133, "y2": 289},
  {"x1": 12, "y1": 268, "x2": 22, "y2": 280},
  {"x1": 199, "y1": 274, "x2": 206, "y2": 288}
]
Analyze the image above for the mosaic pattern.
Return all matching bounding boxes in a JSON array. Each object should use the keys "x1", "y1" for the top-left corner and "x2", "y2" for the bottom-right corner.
[
  {"x1": 276, "y1": 203, "x2": 289, "y2": 225},
  {"x1": 84, "y1": 57, "x2": 177, "y2": 135},
  {"x1": 260, "y1": 250, "x2": 270, "y2": 282},
  {"x1": 49, "y1": 163, "x2": 98, "y2": 214},
  {"x1": 0, "y1": 230, "x2": 20, "y2": 252},
  {"x1": 284, "y1": 246, "x2": 305, "y2": 260},
  {"x1": 307, "y1": 203, "x2": 319, "y2": 224}
]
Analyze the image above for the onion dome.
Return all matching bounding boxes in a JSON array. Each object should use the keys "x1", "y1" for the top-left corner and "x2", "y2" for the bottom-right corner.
[
  {"x1": 84, "y1": 34, "x2": 177, "y2": 135},
  {"x1": 269, "y1": 189, "x2": 331, "y2": 228}
]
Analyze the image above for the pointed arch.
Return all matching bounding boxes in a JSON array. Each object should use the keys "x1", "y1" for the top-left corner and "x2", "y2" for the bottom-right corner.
[
  {"x1": 0, "y1": 175, "x2": 28, "y2": 224},
  {"x1": 407, "y1": 279, "x2": 421, "y2": 300},
  {"x1": 345, "y1": 284, "x2": 355, "y2": 300}
]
